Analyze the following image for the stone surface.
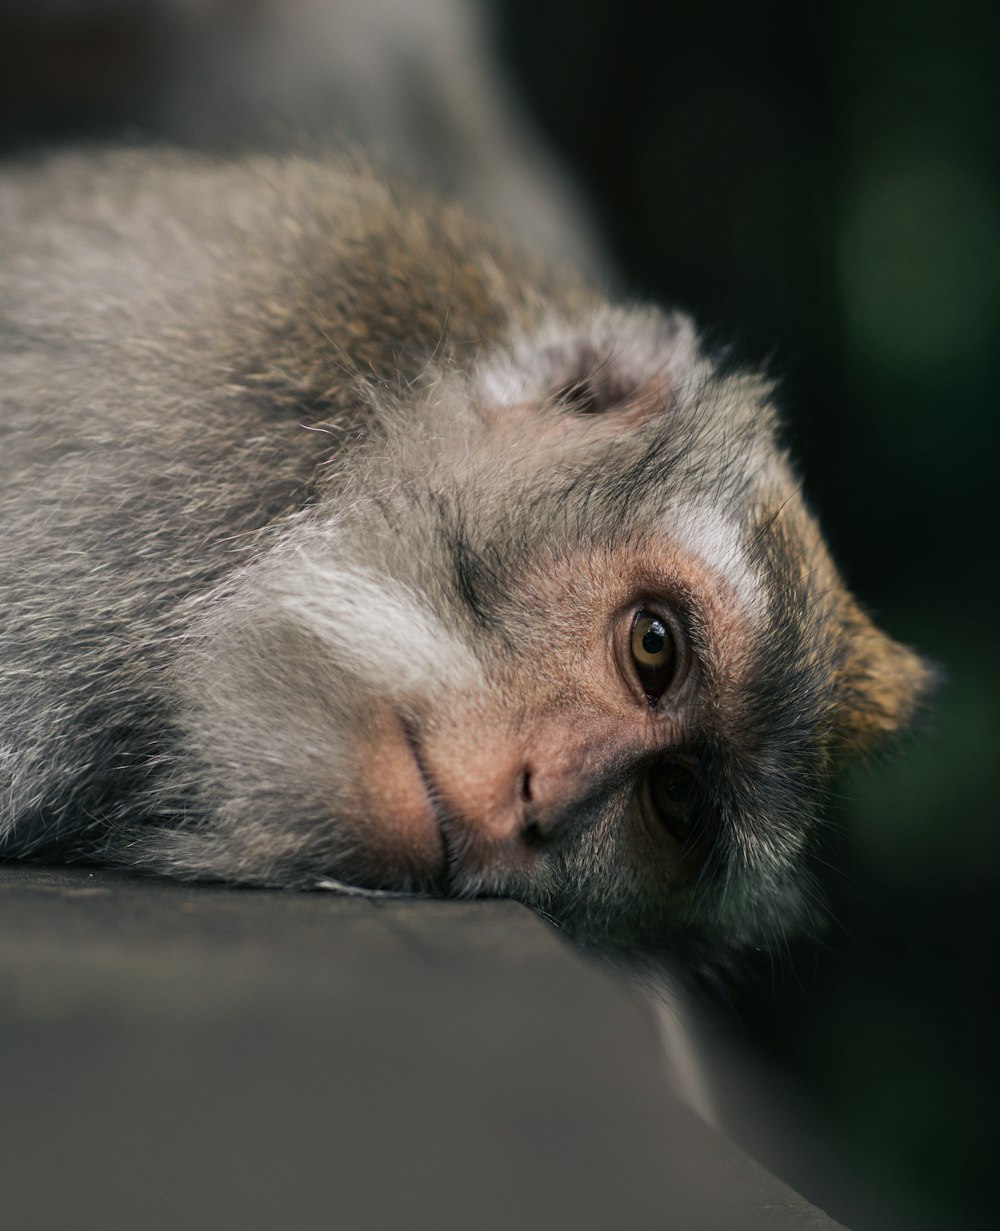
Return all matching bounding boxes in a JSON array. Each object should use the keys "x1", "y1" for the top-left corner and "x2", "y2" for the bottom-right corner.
[{"x1": 0, "y1": 864, "x2": 845, "y2": 1230}]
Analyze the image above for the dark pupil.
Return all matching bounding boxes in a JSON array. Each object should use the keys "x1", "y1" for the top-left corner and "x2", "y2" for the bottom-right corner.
[
  {"x1": 642, "y1": 625, "x2": 665, "y2": 654},
  {"x1": 664, "y1": 773, "x2": 691, "y2": 802}
]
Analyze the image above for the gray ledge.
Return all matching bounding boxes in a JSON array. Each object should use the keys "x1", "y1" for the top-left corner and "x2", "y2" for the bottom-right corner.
[{"x1": 0, "y1": 865, "x2": 846, "y2": 1230}]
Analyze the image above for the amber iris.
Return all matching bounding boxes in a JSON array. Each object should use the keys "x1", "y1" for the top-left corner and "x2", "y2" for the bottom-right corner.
[{"x1": 629, "y1": 610, "x2": 676, "y2": 700}]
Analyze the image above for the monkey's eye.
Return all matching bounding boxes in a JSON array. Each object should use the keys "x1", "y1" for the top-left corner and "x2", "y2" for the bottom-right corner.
[
  {"x1": 629, "y1": 610, "x2": 677, "y2": 702},
  {"x1": 647, "y1": 763, "x2": 699, "y2": 841}
]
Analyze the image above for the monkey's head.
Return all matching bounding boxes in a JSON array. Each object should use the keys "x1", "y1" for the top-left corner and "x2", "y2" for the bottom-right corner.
[{"x1": 163, "y1": 305, "x2": 931, "y2": 959}]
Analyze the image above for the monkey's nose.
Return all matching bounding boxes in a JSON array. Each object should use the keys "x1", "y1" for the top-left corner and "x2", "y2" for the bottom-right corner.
[
  {"x1": 422, "y1": 741, "x2": 562, "y2": 852},
  {"x1": 516, "y1": 765, "x2": 572, "y2": 845}
]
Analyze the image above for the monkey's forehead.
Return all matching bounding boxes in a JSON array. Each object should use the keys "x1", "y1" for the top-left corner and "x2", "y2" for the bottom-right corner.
[
  {"x1": 350, "y1": 307, "x2": 809, "y2": 642},
  {"x1": 390, "y1": 316, "x2": 787, "y2": 528}
]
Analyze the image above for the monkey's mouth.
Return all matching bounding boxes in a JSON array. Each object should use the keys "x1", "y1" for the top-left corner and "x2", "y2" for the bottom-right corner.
[{"x1": 398, "y1": 716, "x2": 454, "y2": 894}]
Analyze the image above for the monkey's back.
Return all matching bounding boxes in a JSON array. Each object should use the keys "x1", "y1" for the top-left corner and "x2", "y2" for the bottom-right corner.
[{"x1": 0, "y1": 149, "x2": 573, "y2": 852}]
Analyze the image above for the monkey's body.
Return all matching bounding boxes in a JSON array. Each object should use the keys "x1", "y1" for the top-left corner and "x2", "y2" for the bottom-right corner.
[{"x1": 0, "y1": 150, "x2": 926, "y2": 957}]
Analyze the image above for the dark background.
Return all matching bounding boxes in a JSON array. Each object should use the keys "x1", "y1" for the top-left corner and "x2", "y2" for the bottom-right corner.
[
  {"x1": 0, "y1": 2, "x2": 995, "y2": 1228},
  {"x1": 495, "y1": 3, "x2": 997, "y2": 1228}
]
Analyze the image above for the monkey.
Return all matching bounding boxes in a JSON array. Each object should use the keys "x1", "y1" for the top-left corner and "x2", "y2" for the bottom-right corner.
[{"x1": 0, "y1": 147, "x2": 930, "y2": 960}]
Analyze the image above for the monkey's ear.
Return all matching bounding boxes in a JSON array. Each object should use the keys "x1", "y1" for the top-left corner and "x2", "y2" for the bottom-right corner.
[
  {"x1": 479, "y1": 309, "x2": 703, "y2": 425},
  {"x1": 547, "y1": 344, "x2": 661, "y2": 419},
  {"x1": 836, "y1": 605, "x2": 937, "y2": 753}
]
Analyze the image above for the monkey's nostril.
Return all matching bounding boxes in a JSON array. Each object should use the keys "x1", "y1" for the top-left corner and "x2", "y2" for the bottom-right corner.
[{"x1": 518, "y1": 768, "x2": 546, "y2": 848}]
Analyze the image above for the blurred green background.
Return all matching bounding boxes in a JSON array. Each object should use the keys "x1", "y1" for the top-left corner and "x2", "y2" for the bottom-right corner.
[
  {"x1": 497, "y1": 1, "x2": 997, "y2": 1228},
  {"x1": 0, "y1": 2, "x2": 994, "y2": 1228}
]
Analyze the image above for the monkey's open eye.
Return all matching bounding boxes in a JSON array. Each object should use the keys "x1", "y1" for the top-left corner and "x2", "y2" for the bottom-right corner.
[
  {"x1": 630, "y1": 610, "x2": 677, "y2": 701},
  {"x1": 647, "y1": 763, "x2": 699, "y2": 841}
]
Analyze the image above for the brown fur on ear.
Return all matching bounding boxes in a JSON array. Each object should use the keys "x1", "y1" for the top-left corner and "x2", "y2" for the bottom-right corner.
[
  {"x1": 761, "y1": 494, "x2": 934, "y2": 757},
  {"x1": 834, "y1": 600, "x2": 935, "y2": 753}
]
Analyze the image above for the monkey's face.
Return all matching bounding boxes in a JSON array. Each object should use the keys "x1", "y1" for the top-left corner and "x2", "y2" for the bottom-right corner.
[
  {"x1": 171, "y1": 307, "x2": 930, "y2": 957},
  {"x1": 350, "y1": 532, "x2": 760, "y2": 948}
]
